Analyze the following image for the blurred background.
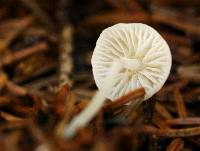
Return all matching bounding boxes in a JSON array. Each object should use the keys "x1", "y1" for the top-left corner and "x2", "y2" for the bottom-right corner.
[{"x1": 0, "y1": 0, "x2": 200, "y2": 151}]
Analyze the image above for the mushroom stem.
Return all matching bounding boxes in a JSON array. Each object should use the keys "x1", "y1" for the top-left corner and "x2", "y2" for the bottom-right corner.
[
  {"x1": 120, "y1": 58, "x2": 143, "y2": 72},
  {"x1": 63, "y1": 61, "x2": 123, "y2": 138},
  {"x1": 63, "y1": 90, "x2": 105, "y2": 138}
]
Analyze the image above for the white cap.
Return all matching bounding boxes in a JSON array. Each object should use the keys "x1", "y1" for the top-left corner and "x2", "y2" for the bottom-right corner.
[{"x1": 92, "y1": 23, "x2": 172, "y2": 101}]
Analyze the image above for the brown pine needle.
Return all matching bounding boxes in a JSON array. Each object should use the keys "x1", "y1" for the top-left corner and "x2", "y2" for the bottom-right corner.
[
  {"x1": 155, "y1": 102, "x2": 173, "y2": 120},
  {"x1": 174, "y1": 88, "x2": 187, "y2": 118},
  {"x1": 83, "y1": 11, "x2": 150, "y2": 26},
  {"x1": 103, "y1": 87, "x2": 145, "y2": 112},
  {"x1": 152, "y1": 113, "x2": 169, "y2": 129},
  {"x1": 55, "y1": 92, "x2": 76, "y2": 138},
  {"x1": 143, "y1": 125, "x2": 200, "y2": 137},
  {"x1": 152, "y1": 6, "x2": 200, "y2": 34},
  {"x1": 165, "y1": 118, "x2": 200, "y2": 126},
  {"x1": 55, "y1": 83, "x2": 70, "y2": 116},
  {"x1": 166, "y1": 138, "x2": 184, "y2": 151},
  {"x1": 0, "y1": 112, "x2": 27, "y2": 123},
  {"x1": 20, "y1": 0, "x2": 53, "y2": 27},
  {"x1": 6, "y1": 81, "x2": 28, "y2": 96},
  {"x1": 0, "y1": 42, "x2": 48, "y2": 67},
  {"x1": 0, "y1": 17, "x2": 33, "y2": 52}
]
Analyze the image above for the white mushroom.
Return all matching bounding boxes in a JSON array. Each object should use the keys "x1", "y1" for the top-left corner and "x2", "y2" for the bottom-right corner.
[{"x1": 63, "y1": 23, "x2": 172, "y2": 138}]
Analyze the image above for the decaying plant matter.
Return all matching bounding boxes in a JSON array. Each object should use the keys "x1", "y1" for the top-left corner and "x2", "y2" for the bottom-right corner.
[{"x1": 0, "y1": 0, "x2": 199, "y2": 151}]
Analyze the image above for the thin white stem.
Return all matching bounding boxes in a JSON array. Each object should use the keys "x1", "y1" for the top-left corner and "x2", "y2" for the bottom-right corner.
[
  {"x1": 63, "y1": 90, "x2": 105, "y2": 138},
  {"x1": 63, "y1": 61, "x2": 123, "y2": 139}
]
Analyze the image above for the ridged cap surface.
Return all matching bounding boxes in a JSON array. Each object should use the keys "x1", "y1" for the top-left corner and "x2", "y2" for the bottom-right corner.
[{"x1": 92, "y1": 23, "x2": 172, "y2": 101}]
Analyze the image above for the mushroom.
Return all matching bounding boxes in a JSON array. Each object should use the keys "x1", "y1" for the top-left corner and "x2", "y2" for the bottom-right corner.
[{"x1": 63, "y1": 23, "x2": 172, "y2": 138}]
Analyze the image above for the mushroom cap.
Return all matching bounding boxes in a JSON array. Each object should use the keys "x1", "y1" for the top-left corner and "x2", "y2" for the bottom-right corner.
[{"x1": 92, "y1": 23, "x2": 172, "y2": 101}]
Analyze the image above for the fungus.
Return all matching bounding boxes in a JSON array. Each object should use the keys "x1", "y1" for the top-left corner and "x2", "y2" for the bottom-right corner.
[{"x1": 63, "y1": 23, "x2": 172, "y2": 138}]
